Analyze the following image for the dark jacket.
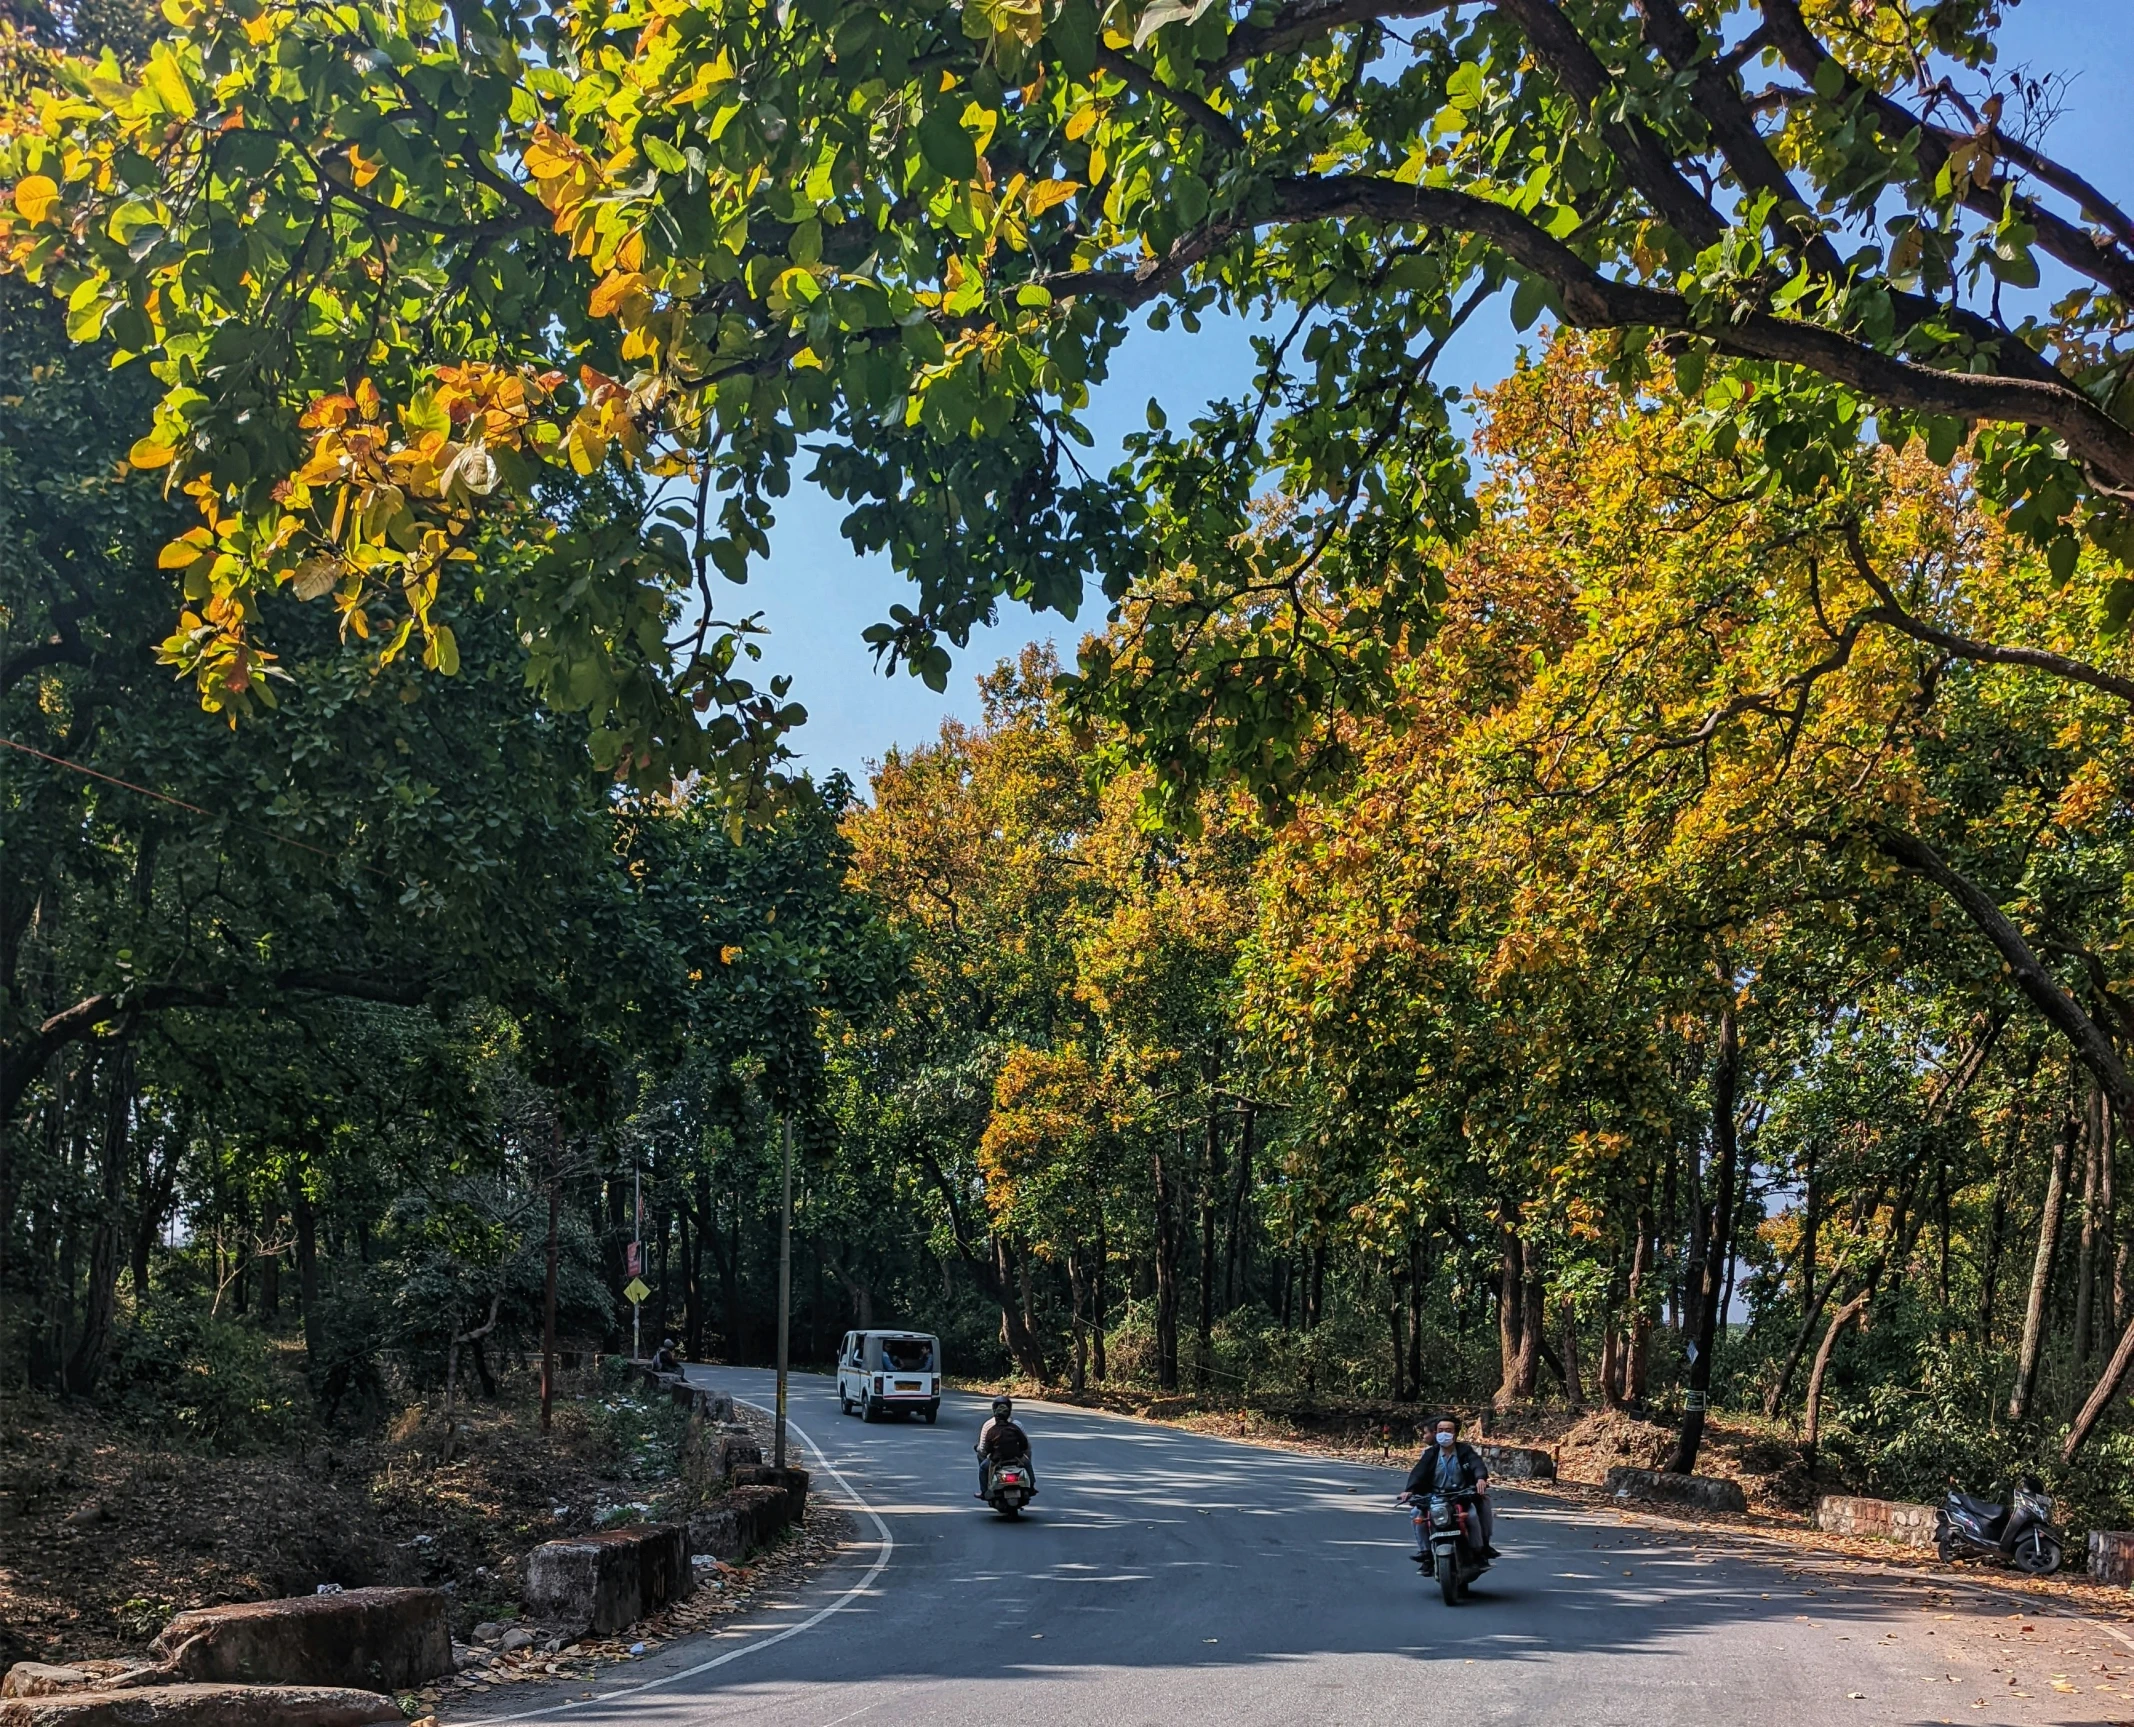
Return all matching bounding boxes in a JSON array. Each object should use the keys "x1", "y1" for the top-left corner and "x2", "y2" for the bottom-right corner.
[
  {"x1": 978, "y1": 1416, "x2": 1032, "y2": 1462},
  {"x1": 1405, "y1": 1440, "x2": 1487, "y2": 1495}
]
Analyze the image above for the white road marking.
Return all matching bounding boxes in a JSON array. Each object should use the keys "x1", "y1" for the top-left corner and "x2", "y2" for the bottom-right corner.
[{"x1": 480, "y1": 1395, "x2": 894, "y2": 1723}]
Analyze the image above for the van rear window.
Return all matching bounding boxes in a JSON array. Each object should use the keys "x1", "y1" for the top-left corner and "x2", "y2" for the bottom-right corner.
[{"x1": 881, "y1": 1338, "x2": 934, "y2": 1371}]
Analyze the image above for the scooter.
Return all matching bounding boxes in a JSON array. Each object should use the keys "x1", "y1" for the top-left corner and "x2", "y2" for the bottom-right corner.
[
  {"x1": 1402, "y1": 1489, "x2": 1491, "y2": 1605},
  {"x1": 983, "y1": 1460, "x2": 1036, "y2": 1519},
  {"x1": 1935, "y1": 1476, "x2": 2064, "y2": 1575}
]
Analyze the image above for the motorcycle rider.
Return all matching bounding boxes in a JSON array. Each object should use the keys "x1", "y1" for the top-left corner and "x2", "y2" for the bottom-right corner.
[
  {"x1": 1401, "y1": 1414, "x2": 1498, "y2": 1560},
  {"x1": 975, "y1": 1395, "x2": 1035, "y2": 1500}
]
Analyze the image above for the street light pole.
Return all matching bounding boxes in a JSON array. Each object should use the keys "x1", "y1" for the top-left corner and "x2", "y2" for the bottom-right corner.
[
  {"x1": 775, "y1": 1116, "x2": 793, "y2": 1469},
  {"x1": 632, "y1": 1162, "x2": 642, "y2": 1362}
]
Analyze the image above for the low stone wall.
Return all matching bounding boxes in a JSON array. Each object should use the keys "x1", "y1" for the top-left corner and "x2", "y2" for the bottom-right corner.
[
  {"x1": 731, "y1": 1465, "x2": 810, "y2": 1525},
  {"x1": 149, "y1": 1588, "x2": 452, "y2": 1691},
  {"x1": 1477, "y1": 1444, "x2": 1555, "y2": 1481},
  {"x1": 1604, "y1": 1466, "x2": 1748, "y2": 1513},
  {"x1": 687, "y1": 1485, "x2": 793, "y2": 1563},
  {"x1": 524, "y1": 1524, "x2": 692, "y2": 1639},
  {"x1": 0, "y1": 1683, "x2": 402, "y2": 1726},
  {"x1": 2091, "y1": 1530, "x2": 2134, "y2": 1584},
  {"x1": 1813, "y1": 1494, "x2": 1937, "y2": 1549}
]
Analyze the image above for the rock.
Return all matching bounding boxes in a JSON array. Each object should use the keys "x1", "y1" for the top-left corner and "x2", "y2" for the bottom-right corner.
[
  {"x1": 62, "y1": 1504, "x2": 108, "y2": 1529},
  {"x1": 2090, "y1": 1530, "x2": 2134, "y2": 1584},
  {"x1": 522, "y1": 1524, "x2": 691, "y2": 1638},
  {"x1": 498, "y1": 1629, "x2": 534, "y2": 1654},
  {"x1": 1813, "y1": 1494, "x2": 1935, "y2": 1548},
  {"x1": 1603, "y1": 1466, "x2": 1748, "y2": 1514},
  {"x1": 1476, "y1": 1444, "x2": 1555, "y2": 1481},
  {"x1": 469, "y1": 1623, "x2": 504, "y2": 1647},
  {"x1": 151, "y1": 1587, "x2": 452, "y2": 1691},
  {"x1": 1, "y1": 1670, "x2": 97, "y2": 1701},
  {"x1": 0, "y1": 1667, "x2": 144, "y2": 1700},
  {"x1": 0, "y1": 1683, "x2": 403, "y2": 1726}
]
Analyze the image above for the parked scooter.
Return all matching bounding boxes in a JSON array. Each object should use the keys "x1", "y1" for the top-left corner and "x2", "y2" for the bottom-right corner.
[
  {"x1": 984, "y1": 1461, "x2": 1035, "y2": 1519},
  {"x1": 1401, "y1": 1488, "x2": 1491, "y2": 1604},
  {"x1": 1935, "y1": 1476, "x2": 2064, "y2": 1575}
]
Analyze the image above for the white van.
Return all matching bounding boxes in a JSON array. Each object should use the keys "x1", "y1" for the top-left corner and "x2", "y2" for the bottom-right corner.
[{"x1": 836, "y1": 1330, "x2": 942, "y2": 1423}]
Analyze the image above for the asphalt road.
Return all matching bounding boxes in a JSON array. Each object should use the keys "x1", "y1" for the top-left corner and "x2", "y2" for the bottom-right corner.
[{"x1": 482, "y1": 1367, "x2": 2134, "y2": 1727}]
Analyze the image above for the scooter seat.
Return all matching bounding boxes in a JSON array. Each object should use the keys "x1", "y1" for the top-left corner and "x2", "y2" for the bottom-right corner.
[{"x1": 1948, "y1": 1490, "x2": 2004, "y2": 1522}]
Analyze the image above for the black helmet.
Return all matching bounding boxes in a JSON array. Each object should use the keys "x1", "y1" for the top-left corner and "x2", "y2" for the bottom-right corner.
[{"x1": 992, "y1": 1396, "x2": 1013, "y2": 1417}]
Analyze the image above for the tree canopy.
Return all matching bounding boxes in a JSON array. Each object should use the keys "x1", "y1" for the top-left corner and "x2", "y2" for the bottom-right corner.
[{"x1": 4, "y1": 0, "x2": 2130, "y2": 801}]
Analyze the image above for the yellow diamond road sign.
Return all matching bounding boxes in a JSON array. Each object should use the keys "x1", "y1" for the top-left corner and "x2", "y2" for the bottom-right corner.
[{"x1": 624, "y1": 1277, "x2": 651, "y2": 1306}]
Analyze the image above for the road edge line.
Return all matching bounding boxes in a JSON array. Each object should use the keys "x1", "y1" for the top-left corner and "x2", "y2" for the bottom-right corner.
[{"x1": 479, "y1": 1395, "x2": 894, "y2": 1723}]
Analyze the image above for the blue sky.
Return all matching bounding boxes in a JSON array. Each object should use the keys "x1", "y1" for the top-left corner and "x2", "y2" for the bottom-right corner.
[{"x1": 738, "y1": 0, "x2": 2134, "y2": 786}]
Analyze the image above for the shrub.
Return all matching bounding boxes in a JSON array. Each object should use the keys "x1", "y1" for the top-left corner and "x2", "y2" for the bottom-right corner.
[{"x1": 103, "y1": 1298, "x2": 309, "y2": 1454}]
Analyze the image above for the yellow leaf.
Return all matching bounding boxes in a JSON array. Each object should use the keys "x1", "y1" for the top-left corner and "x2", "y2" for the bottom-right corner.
[
  {"x1": 1024, "y1": 177, "x2": 1080, "y2": 216},
  {"x1": 129, "y1": 435, "x2": 177, "y2": 469},
  {"x1": 143, "y1": 47, "x2": 198, "y2": 120},
  {"x1": 11, "y1": 175, "x2": 60, "y2": 225}
]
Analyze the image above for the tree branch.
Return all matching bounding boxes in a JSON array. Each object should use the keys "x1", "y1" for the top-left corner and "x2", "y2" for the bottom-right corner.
[{"x1": 1042, "y1": 173, "x2": 2134, "y2": 487}]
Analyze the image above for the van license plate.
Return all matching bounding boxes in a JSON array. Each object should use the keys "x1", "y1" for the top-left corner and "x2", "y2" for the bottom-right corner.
[{"x1": 896, "y1": 1380, "x2": 920, "y2": 1390}]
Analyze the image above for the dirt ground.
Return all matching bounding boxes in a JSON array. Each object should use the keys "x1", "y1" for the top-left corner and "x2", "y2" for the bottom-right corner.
[{"x1": 0, "y1": 1364, "x2": 840, "y2": 1682}]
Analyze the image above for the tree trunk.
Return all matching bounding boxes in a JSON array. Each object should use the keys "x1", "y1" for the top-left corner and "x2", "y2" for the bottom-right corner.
[
  {"x1": 1494, "y1": 1224, "x2": 1525, "y2": 1410},
  {"x1": 1225, "y1": 1104, "x2": 1255, "y2": 1310},
  {"x1": 63, "y1": 1042, "x2": 134, "y2": 1395},
  {"x1": 2010, "y1": 1106, "x2": 2078, "y2": 1422},
  {"x1": 1515, "y1": 1238, "x2": 1545, "y2": 1399},
  {"x1": 2078, "y1": 1096, "x2": 2103, "y2": 1365},
  {"x1": 2065, "y1": 1302, "x2": 2134, "y2": 1461},
  {"x1": 1153, "y1": 1138, "x2": 1181, "y2": 1390},
  {"x1": 1196, "y1": 1107, "x2": 1219, "y2": 1392},
  {"x1": 1599, "y1": 1303, "x2": 1623, "y2": 1409},
  {"x1": 994, "y1": 1236, "x2": 1049, "y2": 1382},
  {"x1": 1799, "y1": 1142, "x2": 1819, "y2": 1313},
  {"x1": 1068, "y1": 1252, "x2": 1088, "y2": 1394},
  {"x1": 1092, "y1": 1212, "x2": 1108, "y2": 1381},
  {"x1": 1668, "y1": 976, "x2": 1740, "y2": 1477},
  {"x1": 1560, "y1": 1301, "x2": 1585, "y2": 1409},
  {"x1": 1623, "y1": 1201, "x2": 1654, "y2": 1402},
  {"x1": 1803, "y1": 1289, "x2": 1870, "y2": 1465},
  {"x1": 1406, "y1": 1232, "x2": 1426, "y2": 1401},
  {"x1": 289, "y1": 1169, "x2": 322, "y2": 1373},
  {"x1": 541, "y1": 1120, "x2": 560, "y2": 1433}
]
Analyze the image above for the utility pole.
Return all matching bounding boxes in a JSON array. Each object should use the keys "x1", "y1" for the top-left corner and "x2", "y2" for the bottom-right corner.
[
  {"x1": 775, "y1": 1115, "x2": 793, "y2": 1469},
  {"x1": 541, "y1": 1117, "x2": 560, "y2": 1433},
  {"x1": 632, "y1": 1162, "x2": 643, "y2": 1362}
]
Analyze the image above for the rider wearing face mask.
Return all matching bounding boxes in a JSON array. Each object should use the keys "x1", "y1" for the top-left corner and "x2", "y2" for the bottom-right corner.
[{"x1": 1402, "y1": 1414, "x2": 1498, "y2": 1560}]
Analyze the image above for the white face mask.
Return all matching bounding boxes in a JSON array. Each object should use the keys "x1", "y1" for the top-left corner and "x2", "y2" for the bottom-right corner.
[{"x1": 1436, "y1": 1432, "x2": 1455, "y2": 1447}]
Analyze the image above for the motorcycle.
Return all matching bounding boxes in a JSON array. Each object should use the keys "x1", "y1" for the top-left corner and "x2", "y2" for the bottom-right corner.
[
  {"x1": 1935, "y1": 1476, "x2": 2064, "y2": 1575},
  {"x1": 1402, "y1": 1488, "x2": 1491, "y2": 1605},
  {"x1": 984, "y1": 1459, "x2": 1036, "y2": 1519}
]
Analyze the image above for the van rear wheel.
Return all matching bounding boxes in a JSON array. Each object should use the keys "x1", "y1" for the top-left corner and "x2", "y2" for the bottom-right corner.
[
  {"x1": 861, "y1": 1396, "x2": 879, "y2": 1422},
  {"x1": 924, "y1": 1404, "x2": 939, "y2": 1425}
]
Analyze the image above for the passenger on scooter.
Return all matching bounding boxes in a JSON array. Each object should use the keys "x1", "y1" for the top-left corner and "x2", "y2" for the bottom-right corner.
[
  {"x1": 976, "y1": 1396, "x2": 1035, "y2": 1499},
  {"x1": 1402, "y1": 1415, "x2": 1498, "y2": 1559}
]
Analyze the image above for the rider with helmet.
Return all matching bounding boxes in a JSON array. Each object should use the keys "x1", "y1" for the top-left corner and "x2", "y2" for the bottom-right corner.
[{"x1": 975, "y1": 1395, "x2": 1035, "y2": 1500}]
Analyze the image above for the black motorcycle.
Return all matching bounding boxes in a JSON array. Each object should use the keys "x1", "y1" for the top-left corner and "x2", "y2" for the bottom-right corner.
[
  {"x1": 1404, "y1": 1488, "x2": 1491, "y2": 1605},
  {"x1": 1935, "y1": 1476, "x2": 2064, "y2": 1575}
]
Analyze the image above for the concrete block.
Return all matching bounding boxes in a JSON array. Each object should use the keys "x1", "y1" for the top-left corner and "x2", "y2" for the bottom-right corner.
[
  {"x1": 2090, "y1": 1529, "x2": 2134, "y2": 1584},
  {"x1": 0, "y1": 1684, "x2": 402, "y2": 1726},
  {"x1": 1477, "y1": 1444, "x2": 1555, "y2": 1481},
  {"x1": 523, "y1": 1524, "x2": 690, "y2": 1637},
  {"x1": 1604, "y1": 1466, "x2": 1748, "y2": 1513},
  {"x1": 150, "y1": 1589, "x2": 450, "y2": 1691}
]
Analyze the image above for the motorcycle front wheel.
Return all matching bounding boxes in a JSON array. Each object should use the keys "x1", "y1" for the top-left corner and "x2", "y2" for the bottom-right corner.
[
  {"x1": 1936, "y1": 1528, "x2": 1958, "y2": 1565},
  {"x1": 2016, "y1": 1533, "x2": 2063, "y2": 1576},
  {"x1": 1439, "y1": 1562, "x2": 1463, "y2": 1606}
]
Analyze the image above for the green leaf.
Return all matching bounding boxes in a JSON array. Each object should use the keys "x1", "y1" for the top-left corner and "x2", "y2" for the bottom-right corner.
[
  {"x1": 918, "y1": 106, "x2": 978, "y2": 180},
  {"x1": 2099, "y1": 577, "x2": 2134, "y2": 639},
  {"x1": 1509, "y1": 275, "x2": 1551, "y2": 333}
]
